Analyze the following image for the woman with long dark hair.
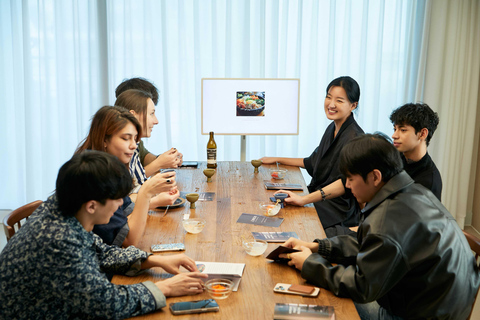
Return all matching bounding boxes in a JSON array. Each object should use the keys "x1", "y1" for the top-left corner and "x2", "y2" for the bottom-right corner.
[{"x1": 76, "y1": 106, "x2": 177, "y2": 246}]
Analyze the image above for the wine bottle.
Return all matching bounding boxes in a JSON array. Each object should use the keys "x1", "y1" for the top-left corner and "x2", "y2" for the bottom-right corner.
[{"x1": 207, "y1": 131, "x2": 217, "y2": 168}]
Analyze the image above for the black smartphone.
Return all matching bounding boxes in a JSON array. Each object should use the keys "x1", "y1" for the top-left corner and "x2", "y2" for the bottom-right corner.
[
  {"x1": 179, "y1": 161, "x2": 198, "y2": 168},
  {"x1": 169, "y1": 299, "x2": 219, "y2": 315}
]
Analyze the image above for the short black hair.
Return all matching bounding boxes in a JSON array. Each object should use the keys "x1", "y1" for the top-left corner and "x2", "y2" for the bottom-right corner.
[
  {"x1": 115, "y1": 77, "x2": 159, "y2": 105},
  {"x1": 389, "y1": 103, "x2": 439, "y2": 146},
  {"x1": 326, "y1": 76, "x2": 361, "y2": 110},
  {"x1": 339, "y1": 133, "x2": 403, "y2": 182},
  {"x1": 56, "y1": 151, "x2": 133, "y2": 216}
]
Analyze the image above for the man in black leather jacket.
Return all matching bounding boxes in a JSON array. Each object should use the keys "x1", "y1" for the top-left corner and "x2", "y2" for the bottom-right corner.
[{"x1": 281, "y1": 133, "x2": 480, "y2": 320}]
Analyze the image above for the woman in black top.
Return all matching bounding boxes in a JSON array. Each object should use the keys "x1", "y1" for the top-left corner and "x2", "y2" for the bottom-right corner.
[{"x1": 261, "y1": 76, "x2": 364, "y2": 230}]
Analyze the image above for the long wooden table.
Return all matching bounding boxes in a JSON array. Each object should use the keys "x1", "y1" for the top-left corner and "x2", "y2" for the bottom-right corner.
[{"x1": 112, "y1": 161, "x2": 360, "y2": 319}]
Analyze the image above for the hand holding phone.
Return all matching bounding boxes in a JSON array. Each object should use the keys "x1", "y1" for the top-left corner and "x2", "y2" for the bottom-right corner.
[{"x1": 170, "y1": 299, "x2": 219, "y2": 315}]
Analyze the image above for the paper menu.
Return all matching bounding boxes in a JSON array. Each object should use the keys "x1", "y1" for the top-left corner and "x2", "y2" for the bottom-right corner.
[
  {"x1": 196, "y1": 261, "x2": 246, "y2": 291},
  {"x1": 236, "y1": 213, "x2": 284, "y2": 227},
  {"x1": 252, "y1": 231, "x2": 299, "y2": 242}
]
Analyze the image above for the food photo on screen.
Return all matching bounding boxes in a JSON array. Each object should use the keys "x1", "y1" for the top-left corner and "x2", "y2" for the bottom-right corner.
[{"x1": 236, "y1": 91, "x2": 265, "y2": 116}]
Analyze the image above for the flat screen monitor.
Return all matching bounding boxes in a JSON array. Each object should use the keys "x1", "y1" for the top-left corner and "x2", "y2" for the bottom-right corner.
[{"x1": 202, "y1": 78, "x2": 300, "y2": 135}]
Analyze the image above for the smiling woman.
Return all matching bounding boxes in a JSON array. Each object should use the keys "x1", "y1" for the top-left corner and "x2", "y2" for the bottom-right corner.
[
  {"x1": 115, "y1": 89, "x2": 159, "y2": 139},
  {"x1": 105, "y1": 123, "x2": 138, "y2": 165},
  {"x1": 260, "y1": 76, "x2": 364, "y2": 232},
  {"x1": 74, "y1": 106, "x2": 177, "y2": 247},
  {"x1": 114, "y1": 89, "x2": 181, "y2": 210}
]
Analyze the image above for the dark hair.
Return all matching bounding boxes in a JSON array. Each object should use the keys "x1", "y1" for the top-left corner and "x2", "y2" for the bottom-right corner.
[
  {"x1": 326, "y1": 76, "x2": 361, "y2": 110},
  {"x1": 56, "y1": 151, "x2": 132, "y2": 216},
  {"x1": 114, "y1": 89, "x2": 153, "y2": 133},
  {"x1": 389, "y1": 103, "x2": 439, "y2": 146},
  {"x1": 75, "y1": 106, "x2": 141, "y2": 155},
  {"x1": 115, "y1": 77, "x2": 159, "y2": 105},
  {"x1": 339, "y1": 133, "x2": 403, "y2": 182}
]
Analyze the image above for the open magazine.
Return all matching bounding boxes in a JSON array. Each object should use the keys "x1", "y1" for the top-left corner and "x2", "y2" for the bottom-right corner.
[{"x1": 196, "y1": 261, "x2": 246, "y2": 291}]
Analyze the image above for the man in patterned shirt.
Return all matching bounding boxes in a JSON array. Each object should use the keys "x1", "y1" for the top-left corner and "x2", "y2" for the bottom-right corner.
[{"x1": 0, "y1": 151, "x2": 207, "y2": 319}]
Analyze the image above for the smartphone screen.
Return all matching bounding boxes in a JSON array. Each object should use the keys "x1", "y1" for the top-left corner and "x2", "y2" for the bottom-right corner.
[
  {"x1": 170, "y1": 299, "x2": 219, "y2": 315},
  {"x1": 179, "y1": 161, "x2": 198, "y2": 167},
  {"x1": 151, "y1": 243, "x2": 185, "y2": 252}
]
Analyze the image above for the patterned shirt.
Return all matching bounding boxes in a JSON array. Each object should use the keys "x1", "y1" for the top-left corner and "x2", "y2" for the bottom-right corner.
[
  {"x1": 0, "y1": 195, "x2": 166, "y2": 319},
  {"x1": 129, "y1": 144, "x2": 147, "y2": 190}
]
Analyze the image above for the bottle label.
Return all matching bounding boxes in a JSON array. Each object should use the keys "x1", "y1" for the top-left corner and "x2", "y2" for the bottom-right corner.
[{"x1": 207, "y1": 149, "x2": 217, "y2": 164}]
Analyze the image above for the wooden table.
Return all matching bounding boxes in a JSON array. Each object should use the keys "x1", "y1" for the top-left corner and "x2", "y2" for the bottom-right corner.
[{"x1": 112, "y1": 161, "x2": 360, "y2": 319}]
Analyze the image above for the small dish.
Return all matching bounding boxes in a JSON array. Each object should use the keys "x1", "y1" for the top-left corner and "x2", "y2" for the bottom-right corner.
[
  {"x1": 269, "y1": 168, "x2": 287, "y2": 180},
  {"x1": 242, "y1": 239, "x2": 268, "y2": 256},
  {"x1": 182, "y1": 218, "x2": 206, "y2": 234},
  {"x1": 259, "y1": 203, "x2": 281, "y2": 216},
  {"x1": 205, "y1": 278, "x2": 234, "y2": 299},
  {"x1": 156, "y1": 197, "x2": 186, "y2": 209}
]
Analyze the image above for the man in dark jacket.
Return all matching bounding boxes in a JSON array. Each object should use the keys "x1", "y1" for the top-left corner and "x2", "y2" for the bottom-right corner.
[{"x1": 281, "y1": 133, "x2": 479, "y2": 319}]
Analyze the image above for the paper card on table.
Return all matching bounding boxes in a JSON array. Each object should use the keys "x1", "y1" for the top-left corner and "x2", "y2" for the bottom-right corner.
[
  {"x1": 264, "y1": 181, "x2": 303, "y2": 191},
  {"x1": 195, "y1": 261, "x2": 246, "y2": 291},
  {"x1": 251, "y1": 231, "x2": 299, "y2": 243},
  {"x1": 180, "y1": 192, "x2": 215, "y2": 201},
  {"x1": 274, "y1": 303, "x2": 335, "y2": 319},
  {"x1": 265, "y1": 245, "x2": 301, "y2": 261},
  {"x1": 236, "y1": 213, "x2": 284, "y2": 227}
]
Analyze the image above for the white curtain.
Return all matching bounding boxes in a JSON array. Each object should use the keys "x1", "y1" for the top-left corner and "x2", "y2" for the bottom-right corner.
[
  {"x1": 423, "y1": 0, "x2": 480, "y2": 228},
  {"x1": 106, "y1": 0, "x2": 429, "y2": 177},
  {"x1": 1, "y1": 0, "x2": 433, "y2": 211},
  {"x1": 0, "y1": 0, "x2": 109, "y2": 210}
]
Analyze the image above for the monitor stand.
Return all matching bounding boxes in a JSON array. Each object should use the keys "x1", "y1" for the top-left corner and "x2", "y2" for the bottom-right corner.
[{"x1": 240, "y1": 135, "x2": 246, "y2": 162}]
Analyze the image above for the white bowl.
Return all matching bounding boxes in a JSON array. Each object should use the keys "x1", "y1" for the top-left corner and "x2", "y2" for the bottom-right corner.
[
  {"x1": 242, "y1": 239, "x2": 268, "y2": 256},
  {"x1": 182, "y1": 218, "x2": 206, "y2": 234},
  {"x1": 259, "y1": 203, "x2": 280, "y2": 216}
]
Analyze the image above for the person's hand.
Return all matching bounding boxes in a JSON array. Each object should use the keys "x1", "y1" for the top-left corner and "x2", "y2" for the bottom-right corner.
[
  {"x1": 154, "y1": 148, "x2": 182, "y2": 169},
  {"x1": 155, "y1": 272, "x2": 208, "y2": 297},
  {"x1": 275, "y1": 190, "x2": 306, "y2": 206},
  {"x1": 283, "y1": 237, "x2": 319, "y2": 251},
  {"x1": 150, "y1": 187, "x2": 180, "y2": 207},
  {"x1": 177, "y1": 151, "x2": 183, "y2": 166},
  {"x1": 349, "y1": 226, "x2": 359, "y2": 232},
  {"x1": 155, "y1": 253, "x2": 199, "y2": 274},
  {"x1": 258, "y1": 157, "x2": 277, "y2": 164},
  {"x1": 142, "y1": 171, "x2": 177, "y2": 197},
  {"x1": 279, "y1": 246, "x2": 312, "y2": 271}
]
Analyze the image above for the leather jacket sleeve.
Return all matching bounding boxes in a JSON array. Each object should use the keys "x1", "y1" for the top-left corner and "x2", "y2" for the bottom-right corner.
[
  {"x1": 303, "y1": 234, "x2": 408, "y2": 303},
  {"x1": 315, "y1": 235, "x2": 359, "y2": 266}
]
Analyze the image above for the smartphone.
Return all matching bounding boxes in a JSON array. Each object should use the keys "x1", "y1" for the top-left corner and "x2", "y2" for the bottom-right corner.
[
  {"x1": 169, "y1": 299, "x2": 219, "y2": 315},
  {"x1": 160, "y1": 169, "x2": 176, "y2": 174},
  {"x1": 179, "y1": 161, "x2": 198, "y2": 168},
  {"x1": 151, "y1": 243, "x2": 185, "y2": 252},
  {"x1": 274, "y1": 283, "x2": 320, "y2": 297}
]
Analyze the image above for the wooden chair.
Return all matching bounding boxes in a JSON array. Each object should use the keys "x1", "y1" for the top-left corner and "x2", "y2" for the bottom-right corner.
[
  {"x1": 3, "y1": 200, "x2": 42, "y2": 242},
  {"x1": 463, "y1": 230, "x2": 480, "y2": 320}
]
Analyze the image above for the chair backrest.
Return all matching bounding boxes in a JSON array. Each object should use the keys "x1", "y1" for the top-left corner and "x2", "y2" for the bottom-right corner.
[
  {"x1": 463, "y1": 230, "x2": 480, "y2": 320},
  {"x1": 3, "y1": 200, "x2": 43, "y2": 242}
]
